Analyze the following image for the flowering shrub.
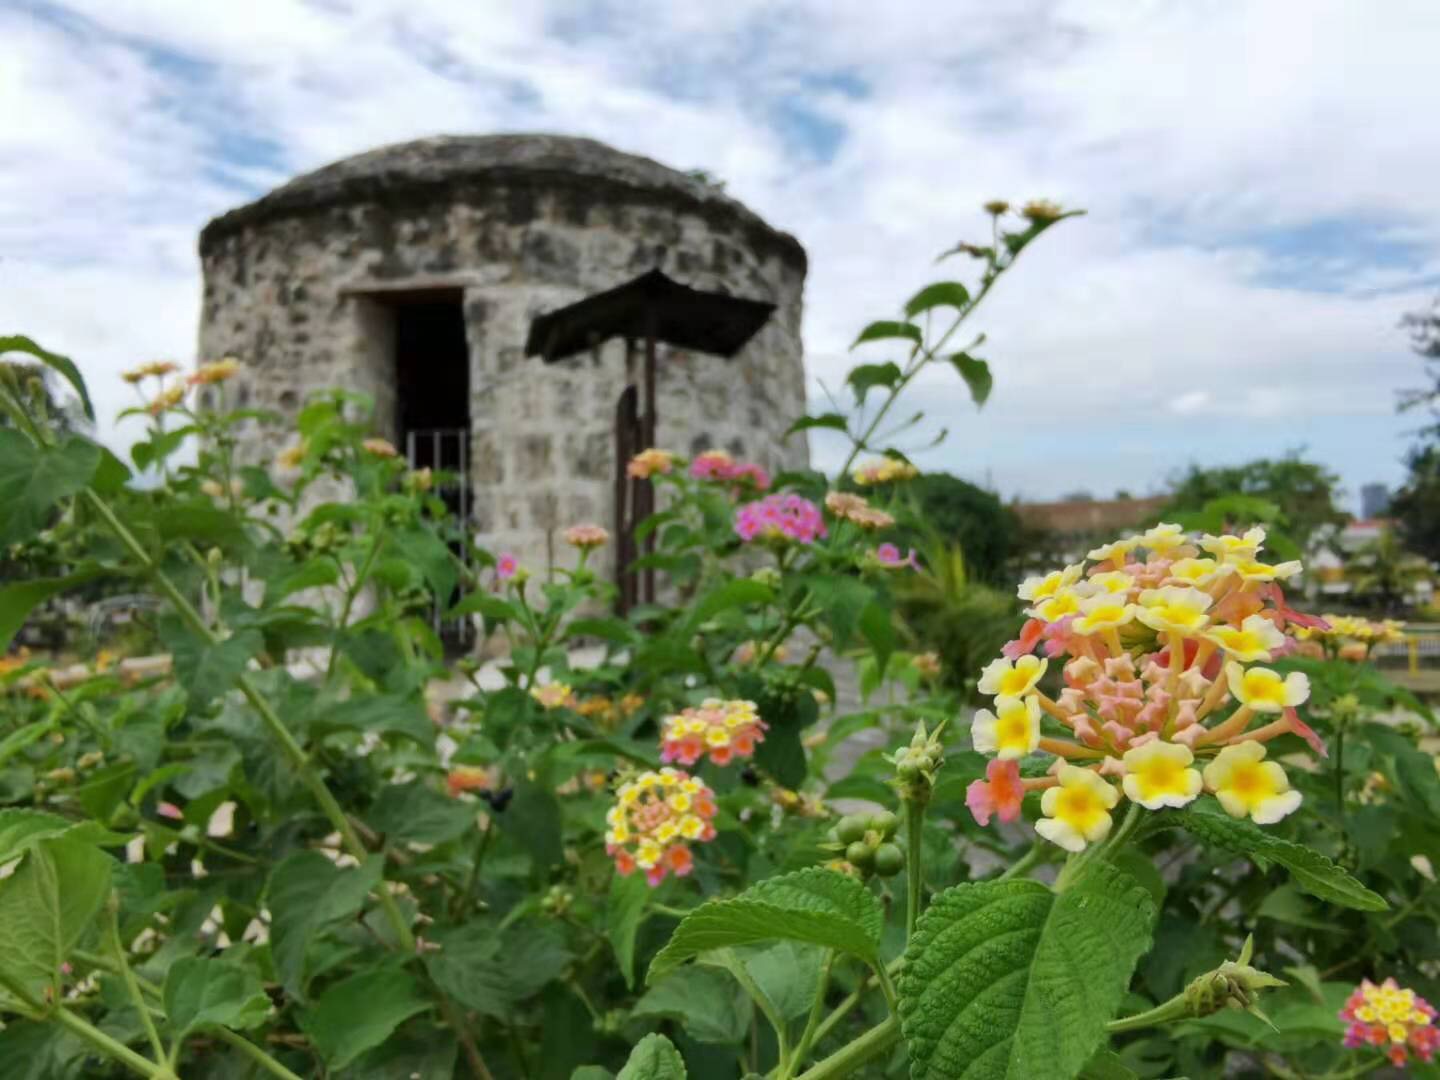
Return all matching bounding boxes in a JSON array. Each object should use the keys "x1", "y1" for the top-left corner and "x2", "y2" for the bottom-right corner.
[{"x1": 0, "y1": 201, "x2": 1434, "y2": 1080}]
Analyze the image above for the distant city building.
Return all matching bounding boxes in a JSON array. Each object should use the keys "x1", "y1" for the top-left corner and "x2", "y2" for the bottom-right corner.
[{"x1": 1361, "y1": 483, "x2": 1390, "y2": 519}]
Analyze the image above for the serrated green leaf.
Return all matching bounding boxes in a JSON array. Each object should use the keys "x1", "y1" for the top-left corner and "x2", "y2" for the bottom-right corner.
[
  {"x1": 161, "y1": 620, "x2": 262, "y2": 710},
  {"x1": 859, "y1": 601, "x2": 896, "y2": 677},
  {"x1": 567, "y1": 617, "x2": 642, "y2": 646},
  {"x1": 314, "y1": 692, "x2": 435, "y2": 746},
  {"x1": 369, "y1": 782, "x2": 477, "y2": 845},
  {"x1": 616, "y1": 1034, "x2": 687, "y2": 1080},
  {"x1": 950, "y1": 352, "x2": 993, "y2": 407},
  {"x1": 905, "y1": 281, "x2": 971, "y2": 318},
  {"x1": 607, "y1": 871, "x2": 650, "y2": 989},
  {"x1": 785, "y1": 413, "x2": 850, "y2": 439},
  {"x1": 846, "y1": 362, "x2": 904, "y2": 405},
  {"x1": 267, "y1": 852, "x2": 384, "y2": 996},
  {"x1": 0, "y1": 810, "x2": 74, "y2": 866},
  {"x1": 647, "y1": 868, "x2": 882, "y2": 982},
  {"x1": 0, "y1": 431, "x2": 101, "y2": 545},
  {"x1": 163, "y1": 956, "x2": 271, "y2": 1036},
  {"x1": 632, "y1": 966, "x2": 753, "y2": 1044},
  {"x1": 713, "y1": 941, "x2": 824, "y2": 1022},
  {"x1": 425, "y1": 922, "x2": 572, "y2": 1020},
  {"x1": 0, "y1": 335, "x2": 94, "y2": 421},
  {"x1": 687, "y1": 578, "x2": 775, "y2": 630},
  {"x1": 851, "y1": 321, "x2": 922, "y2": 349},
  {"x1": 299, "y1": 966, "x2": 431, "y2": 1070},
  {"x1": 0, "y1": 834, "x2": 113, "y2": 999},
  {"x1": 898, "y1": 860, "x2": 1155, "y2": 1080},
  {"x1": 447, "y1": 590, "x2": 520, "y2": 624},
  {"x1": 1174, "y1": 807, "x2": 1387, "y2": 911}
]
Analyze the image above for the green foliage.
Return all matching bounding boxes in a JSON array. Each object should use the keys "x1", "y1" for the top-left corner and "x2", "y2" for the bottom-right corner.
[
  {"x1": 163, "y1": 956, "x2": 271, "y2": 1036},
  {"x1": 615, "y1": 1034, "x2": 688, "y2": 1080},
  {"x1": 1158, "y1": 455, "x2": 1347, "y2": 553},
  {"x1": 898, "y1": 861, "x2": 1156, "y2": 1080}
]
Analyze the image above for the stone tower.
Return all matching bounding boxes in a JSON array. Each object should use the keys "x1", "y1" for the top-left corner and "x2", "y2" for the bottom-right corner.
[{"x1": 197, "y1": 133, "x2": 809, "y2": 576}]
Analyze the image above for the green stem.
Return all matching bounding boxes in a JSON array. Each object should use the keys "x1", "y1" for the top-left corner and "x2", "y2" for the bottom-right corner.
[
  {"x1": 1333, "y1": 725, "x2": 1347, "y2": 847},
  {"x1": 211, "y1": 1028, "x2": 308, "y2": 1080},
  {"x1": 874, "y1": 963, "x2": 899, "y2": 1014},
  {"x1": 793, "y1": 1016, "x2": 900, "y2": 1080},
  {"x1": 107, "y1": 900, "x2": 166, "y2": 1065},
  {"x1": 326, "y1": 532, "x2": 385, "y2": 680},
  {"x1": 80, "y1": 489, "x2": 415, "y2": 954},
  {"x1": 730, "y1": 954, "x2": 793, "y2": 1068},
  {"x1": 999, "y1": 843, "x2": 1046, "y2": 881},
  {"x1": 53, "y1": 1005, "x2": 176, "y2": 1079},
  {"x1": 905, "y1": 802, "x2": 925, "y2": 939},
  {"x1": 1105, "y1": 994, "x2": 1191, "y2": 1033},
  {"x1": 785, "y1": 951, "x2": 836, "y2": 1079}
]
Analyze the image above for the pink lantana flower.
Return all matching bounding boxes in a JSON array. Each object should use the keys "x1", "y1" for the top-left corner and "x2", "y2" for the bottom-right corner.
[{"x1": 965, "y1": 759, "x2": 1024, "y2": 826}]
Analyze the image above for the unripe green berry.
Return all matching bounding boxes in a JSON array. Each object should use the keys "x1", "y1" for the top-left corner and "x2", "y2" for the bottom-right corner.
[
  {"x1": 869, "y1": 811, "x2": 899, "y2": 838},
  {"x1": 836, "y1": 814, "x2": 870, "y2": 845},
  {"x1": 846, "y1": 841, "x2": 875, "y2": 868},
  {"x1": 873, "y1": 843, "x2": 904, "y2": 878}
]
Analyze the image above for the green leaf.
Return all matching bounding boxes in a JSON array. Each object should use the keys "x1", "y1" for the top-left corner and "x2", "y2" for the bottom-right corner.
[
  {"x1": 163, "y1": 956, "x2": 271, "y2": 1036},
  {"x1": 266, "y1": 852, "x2": 384, "y2": 996},
  {"x1": 0, "y1": 834, "x2": 113, "y2": 999},
  {"x1": 267, "y1": 559, "x2": 341, "y2": 603},
  {"x1": 904, "y1": 281, "x2": 971, "y2": 318},
  {"x1": 315, "y1": 693, "x2": 434, "y2": 746},
  {"x1": 394, "y1": 527, "x2": 456, "y2": 601},
  {"x1": 898, "y1": 860, "x2": 1155, "y2": 1080},
  {"x1": 803, "y1": 574, "x2": 873, "y2": 649},
  {"x1": 299, "y1": 966, "x2": 430, "y2": 1070},
  {"x1": 949, "y1": 352, "x2": 993, "y2": 407},
  {"x1": 567, "y1": 617, "x2": 642, "y2": 647},
  {"x1": 846, "y1": 362, "x2": 904, "y2": 405},
  {"x1": 785, "y1": 413, "x2": 850, "y2": 439},
  {"x1": 369, "y1": 782, "x2": 477, "y2": 845},
  {"x1": 0, "y1": 810, "x2": 73, "y2": 866},
  {"x1": 687, "y1": 579, "x2": 775, "y2": 629},
  {"x1": 0, "y1": 431, "x2": 101, "y2": 545},
  {"x1": 1174, "y1": 806, "x2": 1387, "y2": 911},
  {"x1": 647, "y1": 868, "x2": 882, "y2": 982},
  {"x1": 859, "y1": 601, "x2": 896, "y2": 677},
  {"x1": 161, "y1": 621, "x2": 262, "y2": 710},
  {"x1": 572, "y1": 1069, "x2": 615, "y2": 1080},
  {"x1": 500, "y1": 776, "x2": 564, "y2": 869},
  {"x1": 715, "y1": 941, "x2": 824, "y2": 1021},
  {"x1": 425, "y1": 922, "x2": 572, "y2": 1020},
  {"x1": 0, "y1": 720, "x2": 56, "y2": 770},
  {"x1": 607, "y1": 871, "x2": 650, "y2": 989},
  {"x1": 851, "y1": 321, "x2": 922, "y2": 349},
  {"x1": 0, "y1": 335, "x2": 94, "y2": 421},
  {"x1": 633, "y1": 965, "x2": 753, "y2": 1044},
  {"x1": 616, "y1": 1034, "x2": 687, "y2": 1080},
  {"x1": 447, "y1": 590, "x2": 520, "y2": 625},
  {"x1": 1079, "y1": 1048, "x2": 1139, "y2": 1079}
]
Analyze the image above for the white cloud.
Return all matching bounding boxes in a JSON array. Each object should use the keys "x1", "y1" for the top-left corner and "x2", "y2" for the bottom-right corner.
[{"x1": 1, "y1": 0, "x2": 1437, "y2": 511}]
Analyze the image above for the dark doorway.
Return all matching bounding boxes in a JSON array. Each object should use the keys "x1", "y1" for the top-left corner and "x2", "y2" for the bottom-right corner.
[
  {"x1": 392, "y1": 290, "x2": 469, "y2": 473},
  {"x1": 385, "y1": 290, "x2": 472, "y2": 647}
]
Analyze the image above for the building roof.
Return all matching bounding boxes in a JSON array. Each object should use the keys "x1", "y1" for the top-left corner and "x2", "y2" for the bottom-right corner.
[
  {"x1": 525, "y1": 269, "x2": 775, "y2": 362},
  {"x1": 1014, "y1": 494, "x2": 1170, "y2": 536},
  {"x1": 199, "y1": 133, "x2": 806, "y2": 269}
]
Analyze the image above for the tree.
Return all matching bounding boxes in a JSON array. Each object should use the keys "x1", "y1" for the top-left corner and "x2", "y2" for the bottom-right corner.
[
  {"x1": 1345, "y1": 526, "x2": 1432, "y2": 613},
  {"x1": 1160, "y1": 455, "x2": 1347, "y2": 554},
  {"x1": 1400, "y1": 295, "x2": 1440, "y2": 435},
  {"x1": 900, "y1": 473, "x2": 1022, "y2": 584},
  {"x1": 1390, "y1": 444, "x2": 1440, "y2": 564}
]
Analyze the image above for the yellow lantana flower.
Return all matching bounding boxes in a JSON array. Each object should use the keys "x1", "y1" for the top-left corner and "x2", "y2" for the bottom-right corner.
[
  {"x1": 1225, "y1": 662, "x2": 1310, "y2": 713},
  {"x1": 1139, "y1": 522, "x2": 1187, "y2": 554},
  {"x1": 1200, "y1": 527, "x2": 1266, "y2": 562},
  {"x1": 1167, "y1": 557, "x2": 1228, "y2": 587},
  {"x1": 1085, "y1": 570, "x2": 1135, "y2": 594},
  {"x1": 1017, "y1": 563, "x2": 1083, "y2": 602},
  {"x1": 1030, "y1": 588, "x2": 1085, "y2": 623},
  {"x1": 1136, "y1": 586, "x2": 1212, "y2": 635},
  {"x1": 1087, "y1": 537, "x2": 1139, "y2": 566},
  {"x1": 1230, "y1": 558, "x2": 1302, "y2": 582},
  {"x1": 1207, "y1": 615, "x2": 1286, "y2": 662},
  {"x1": 1072, "y1": 592, "x2": 1137, "y2": 636},
  {"x1": 1122, "y1": 741, "x2": 1202, "y2": 809},
  {"x1": 1202, "y1": 741, "x2": 1302, "y2": 823},
  {"x1": 977, "y1": 654, "x2": 1048, "y2": 698},
  {"x1": 1036, "y1": 766, "x2": 1119, "y2": 852},
  {"x1": 972, "y1": 695, "x2": 1041, "y2": 759}
]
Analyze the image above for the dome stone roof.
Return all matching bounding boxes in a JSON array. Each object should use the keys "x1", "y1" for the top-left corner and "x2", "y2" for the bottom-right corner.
[{"x1": 199, "y1": 133, "x2": 805, "y2": 268}]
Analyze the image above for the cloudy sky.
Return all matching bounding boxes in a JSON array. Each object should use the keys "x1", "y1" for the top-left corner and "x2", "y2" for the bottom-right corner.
[{"x1": 4, "y1": 0, "x2": 1438, "y2": 508}]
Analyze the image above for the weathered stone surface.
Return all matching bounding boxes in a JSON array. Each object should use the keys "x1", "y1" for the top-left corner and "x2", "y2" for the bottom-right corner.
[{"x1": 198, "y1": 133, "x2": 809, "y2": 583}]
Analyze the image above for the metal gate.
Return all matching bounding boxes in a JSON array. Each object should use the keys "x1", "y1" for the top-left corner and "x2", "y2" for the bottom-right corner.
[{"x1": 405, "y1": 428, "x2": 473, "y2": 645}]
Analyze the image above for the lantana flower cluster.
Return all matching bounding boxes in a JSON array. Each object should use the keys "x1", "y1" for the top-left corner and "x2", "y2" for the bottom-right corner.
[
  {"x1": 966, "y1": 524, "x2": 1328, "y2": 852},
  {"x1": 735, "y1": 493, "x2": 826, "y2": 545},
  {"x1": 853, "y1": 458, "x2": 919, "y2": 486},
  {"x1": 660, "y1": 698, "x2": 766, "y2": 766},
  {"x1": 824, "y1": 491, "x2": 895, "y2": 530},
  {"x1": 605, "y1": 769, "x2": 719, "y2": 886},
  {"x1": 627, "y1": 448, "x2": 679, "y2": 479},
  {"x1": 1297, "y1": 614, "x2": 1406, "y2": 661},
  {"x1": 1340, "y1": 978, "x2": 1438, "y2": 1068},
  {"x1": 690, "y1": 449, "x2": 771, "y2": 490}
]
